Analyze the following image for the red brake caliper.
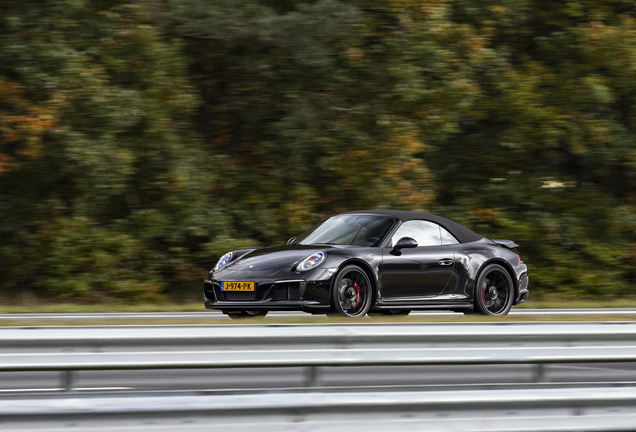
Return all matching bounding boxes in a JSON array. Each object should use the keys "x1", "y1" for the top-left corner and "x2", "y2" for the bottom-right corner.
[{"x1": 354, "y1": 282, "x2": 361, "y2": 308}]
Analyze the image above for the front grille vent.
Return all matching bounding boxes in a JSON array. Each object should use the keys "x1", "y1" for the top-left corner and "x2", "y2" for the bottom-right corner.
[
  {"x1": 204, "y1": 282, "x2": 218, "y2": 302},
  {"x1": 271, "y1": 282, "x2": 301, "y2": 301}
]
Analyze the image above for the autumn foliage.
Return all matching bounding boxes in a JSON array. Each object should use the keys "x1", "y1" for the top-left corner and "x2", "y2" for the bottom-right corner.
[{"x1": 1, "y1": 0, "x2": 636, "y2": 302}]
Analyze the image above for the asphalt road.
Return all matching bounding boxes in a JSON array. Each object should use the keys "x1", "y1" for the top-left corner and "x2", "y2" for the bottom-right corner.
[{"x1": 2, "y1": 308, "x2": 636, "y2": 322}]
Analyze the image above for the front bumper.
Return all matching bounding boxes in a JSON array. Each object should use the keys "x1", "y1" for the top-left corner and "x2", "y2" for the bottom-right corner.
[
  {"x1": 204, "y1": 299, "x2": 329, "y2": 313},
  {"x1": 203, "y1": 274, "x2": 333, "y2": 313}
]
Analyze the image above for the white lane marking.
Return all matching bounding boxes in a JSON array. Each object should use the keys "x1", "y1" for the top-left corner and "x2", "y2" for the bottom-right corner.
[{"x1": 511, "y1": 310, "x2": 636, "y2": 315}]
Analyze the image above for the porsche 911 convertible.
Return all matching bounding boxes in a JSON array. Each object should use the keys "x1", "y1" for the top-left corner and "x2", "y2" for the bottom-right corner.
[{"x1": 204, "y1": 210, "x2": 529, "y2": 318}]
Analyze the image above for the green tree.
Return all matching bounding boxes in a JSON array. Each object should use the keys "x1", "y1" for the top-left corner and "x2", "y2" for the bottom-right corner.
[
  {"x1": 430, "y1": 0, "x2": 636, "y2": 296},
  {"x1": 3, "y1": 0, "x2": 636, "y2": 303},
  {"x1": 0, "y1": 0, "x2": 226, "y2": 301},
  {"x1": 161, "y1": 0, "x2": 486, "y2": 243}
]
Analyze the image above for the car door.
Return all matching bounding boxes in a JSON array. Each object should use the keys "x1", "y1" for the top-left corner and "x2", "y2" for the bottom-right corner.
[{"x1": 381, "y1": 220, "x2": 456, "y2": 300}]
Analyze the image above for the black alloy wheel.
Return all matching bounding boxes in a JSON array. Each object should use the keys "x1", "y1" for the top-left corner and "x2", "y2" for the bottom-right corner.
[
  {"x1": 474, "y1": 263, "x2": 514, "y2": 316},
  {"x1": 226, "y1": 310, "x2": 268, "y2": 320},
  {"x1": 330, "y1": 265, "x2": 373, "y2": 318}
]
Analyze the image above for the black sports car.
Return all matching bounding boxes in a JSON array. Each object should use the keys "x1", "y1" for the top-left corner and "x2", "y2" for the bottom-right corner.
[{"x1": 204, "y1": 210, "x2": 529, "y2": 318}]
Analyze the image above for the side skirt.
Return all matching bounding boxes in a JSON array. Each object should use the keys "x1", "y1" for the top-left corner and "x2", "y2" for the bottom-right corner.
[{"x1": 373, "y1": 302, "x2": 473, "y2": 312}]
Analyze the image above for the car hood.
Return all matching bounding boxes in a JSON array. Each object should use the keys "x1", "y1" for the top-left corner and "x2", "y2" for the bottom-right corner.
[{"x1": 224, "y1": 245, "x2": 337, "y2": 272}]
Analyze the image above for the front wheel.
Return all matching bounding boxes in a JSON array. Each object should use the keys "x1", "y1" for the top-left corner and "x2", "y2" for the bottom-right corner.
[
  {"x1": 330, "y1": 265, "x2": 373, "y2": 318},
  {"x1": 474, "y1": 264, "x2": 514, "y2": 316},
  {"x1": 226, "y1": 310, "x2": 268, "y2": 320}
]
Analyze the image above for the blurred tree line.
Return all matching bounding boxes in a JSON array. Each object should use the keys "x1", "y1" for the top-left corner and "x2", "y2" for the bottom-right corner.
[{"x1": 1, "y1": 0, "x2": 636, "y2": 302}]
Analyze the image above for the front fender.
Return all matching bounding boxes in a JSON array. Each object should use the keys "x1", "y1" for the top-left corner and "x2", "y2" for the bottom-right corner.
[{"x1": 300, "y1": 249, "x2": 382, "y2": 305}]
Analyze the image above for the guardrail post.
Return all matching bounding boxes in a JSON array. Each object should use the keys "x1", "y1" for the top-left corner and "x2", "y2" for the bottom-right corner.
[
  {"x1": 533, "y1": 364, "x2": 548, "y2": 383},
  {"x1": 305, "y1": 366, "x2": 321, "y2": 387},
  {"x1": 62, "y1": 370, "x2": 75, "y2": 391}
]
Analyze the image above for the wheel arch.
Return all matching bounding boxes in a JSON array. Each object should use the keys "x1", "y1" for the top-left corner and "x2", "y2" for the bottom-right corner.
[
  {"x1": 335, "y1": 258, "x2": 378, "y2": 305},
  {"x1": 476, "y1": 258, "x2": 518, "y2": 300}
]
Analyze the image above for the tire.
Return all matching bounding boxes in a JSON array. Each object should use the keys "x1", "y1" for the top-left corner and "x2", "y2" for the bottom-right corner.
[
  {"x1": 474, "y1": 263, "x2": 514, "y2": 316},
  {"x1": 330, "y1": 265, "x2": 373, "y2": 318},
  {"x1": 369, "y1": 310, "x2": 411, "y2": 317},
  {"x1": 226, "y1": 310, "x2": 268, "y2": 320}
]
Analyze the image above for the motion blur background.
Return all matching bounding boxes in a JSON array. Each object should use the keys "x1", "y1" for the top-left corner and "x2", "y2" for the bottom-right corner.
[{"x1": 1, "y1": 0, "x2": 636, "y2": 305}]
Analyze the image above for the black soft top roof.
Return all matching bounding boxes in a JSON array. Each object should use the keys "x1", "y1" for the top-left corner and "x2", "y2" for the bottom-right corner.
[{"x1": 344, "y1": 210, "x2": 483, "y2": 244}]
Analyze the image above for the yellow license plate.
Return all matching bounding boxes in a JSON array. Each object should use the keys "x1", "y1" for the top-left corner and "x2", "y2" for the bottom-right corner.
[{"x1": 222, "y1": 281, "x2": 255, "y2": 291}]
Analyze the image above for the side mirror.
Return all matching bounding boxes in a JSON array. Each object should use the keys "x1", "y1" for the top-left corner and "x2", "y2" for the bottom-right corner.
[
  {"x1": 287, "y1": 237, "x2": 297, "y2": 246},
  {"x1": 393, "y1": 237, "x2": 418, "y2": 252}
]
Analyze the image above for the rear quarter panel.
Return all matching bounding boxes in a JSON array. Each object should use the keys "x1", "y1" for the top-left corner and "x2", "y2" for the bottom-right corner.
[{"x1": 443, "y1": 239, "x2": 526, "y2": 300}]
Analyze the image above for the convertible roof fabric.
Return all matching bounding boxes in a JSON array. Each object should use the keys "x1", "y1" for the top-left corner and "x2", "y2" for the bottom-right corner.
[{"x1": 345, "y1": 210, "x2": 483, "y2": 244}]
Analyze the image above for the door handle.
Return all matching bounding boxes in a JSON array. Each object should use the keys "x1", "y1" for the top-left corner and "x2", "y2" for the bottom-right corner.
[{"x1": 438, "y1": 258, "x2": 453, "y2": 266}]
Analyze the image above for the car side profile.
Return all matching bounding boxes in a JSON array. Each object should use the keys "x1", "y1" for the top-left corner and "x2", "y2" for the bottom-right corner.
[{"x1": 204, "y1": 210, "x2": 529, "y2": 318}]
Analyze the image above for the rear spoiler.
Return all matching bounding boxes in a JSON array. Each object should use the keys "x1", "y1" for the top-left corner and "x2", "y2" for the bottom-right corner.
[{"x1": 492, "y1": 239, "x2": 519, "y2": 249}]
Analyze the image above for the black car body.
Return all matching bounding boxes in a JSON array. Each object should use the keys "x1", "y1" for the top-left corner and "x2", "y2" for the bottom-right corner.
[{"x1": 204, "y1": 210, "x2": 529, "y2": 317}]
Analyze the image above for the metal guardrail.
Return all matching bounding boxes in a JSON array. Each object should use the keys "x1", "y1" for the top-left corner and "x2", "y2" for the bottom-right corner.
[
  {"x1": 2, "y1": 323, "x2": 636, "y2": 431},
  {"x1": 3, "y1": 386, "x2": 636, "y2": 431},
  {"x1": 2, "y1": 322, "x2": 636, "y2": 390}
]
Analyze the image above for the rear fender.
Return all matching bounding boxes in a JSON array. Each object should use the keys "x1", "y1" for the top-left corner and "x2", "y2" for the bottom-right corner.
[{"x1": 476, "y1": 258, "x2": 519, "y2": 302}]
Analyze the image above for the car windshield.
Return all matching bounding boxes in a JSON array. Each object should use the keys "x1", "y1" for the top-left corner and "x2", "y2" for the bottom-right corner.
[{"x1": 296, "y1": 215, "x2": 395, "y2": 247}]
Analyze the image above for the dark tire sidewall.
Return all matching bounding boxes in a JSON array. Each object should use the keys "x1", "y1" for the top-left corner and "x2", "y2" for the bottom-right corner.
[
  {"x1": 330, "y1": 264, "x2": 373, "y2": 317},
  {"x1": 474, "y1": 263, "x2": 514, "y2": 316}
]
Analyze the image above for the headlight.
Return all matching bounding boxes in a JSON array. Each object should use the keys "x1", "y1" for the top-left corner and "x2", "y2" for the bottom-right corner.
[
  {"x1": 214, "y1": 252, "x2": 234, "y2": 271},
  {"x1": 297, "y1": 252, "x2": 326, "y2": 272}
]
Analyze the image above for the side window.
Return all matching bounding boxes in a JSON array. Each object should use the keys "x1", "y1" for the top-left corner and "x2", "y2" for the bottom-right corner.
[
  {"x1": 440, "y1": 226, "x2": 459, "y2": 245},
  {"x1": 390, "y1": 220, "x2": 441, "y2": 247}
]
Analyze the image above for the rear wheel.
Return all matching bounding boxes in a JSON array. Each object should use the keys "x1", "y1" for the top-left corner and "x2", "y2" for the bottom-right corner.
[
  {"x1": 226, "y1": 310, "x2": 268, "y2": 320},
  {"x1": 330, "y1": 265, "x2": 373, "y2": 318},
  {"x1": 474, "y1": 264, "x2": 514, "y2": 316}
]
